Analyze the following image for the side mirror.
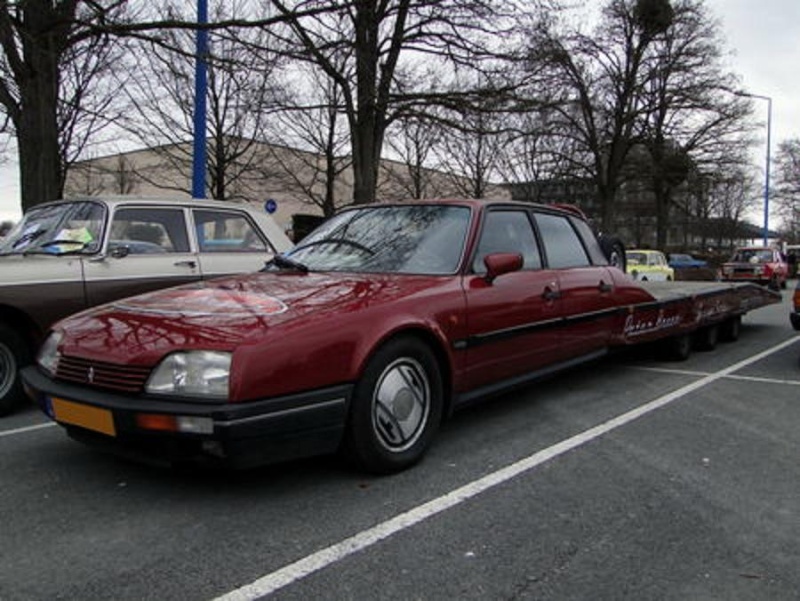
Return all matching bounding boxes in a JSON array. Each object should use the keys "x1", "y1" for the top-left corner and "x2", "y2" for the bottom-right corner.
[{"x1": 484, "y1": 252, "x2": 523, "y2": 283}]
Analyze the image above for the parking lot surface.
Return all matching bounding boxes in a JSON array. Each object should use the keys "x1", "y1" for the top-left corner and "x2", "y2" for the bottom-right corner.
[{"x1": 2, "y1": 285, "x2": 800, "y2": 600}]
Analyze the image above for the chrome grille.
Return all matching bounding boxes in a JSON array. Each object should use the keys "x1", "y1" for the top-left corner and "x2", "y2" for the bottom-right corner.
[{"x1": 56, "y1": 356, "x2": 152, "y2": 393}]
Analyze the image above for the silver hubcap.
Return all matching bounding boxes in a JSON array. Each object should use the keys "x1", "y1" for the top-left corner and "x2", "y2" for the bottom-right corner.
[{"x1": 372, "y1": 357, "x2": 430, "y2": 452}]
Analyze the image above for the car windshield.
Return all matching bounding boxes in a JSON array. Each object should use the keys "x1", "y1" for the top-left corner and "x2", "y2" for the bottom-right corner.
[
  {"x1": 0, "y1": 201, "x2": 106, "y2": 256},
  {"x1": 731, "y1": 249, "x2": 773, "y2": 263},
  {"x1": 626, "y1": 252, "x2": 647, "y2": 265},
  {"x1": 284, "y1": 205, "x2": 471, "y2": 275}
]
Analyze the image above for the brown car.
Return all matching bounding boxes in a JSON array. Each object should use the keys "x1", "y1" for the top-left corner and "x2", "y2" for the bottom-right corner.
[{"x1": 0, "y1": 196, "x2": 292, "y2": 415}]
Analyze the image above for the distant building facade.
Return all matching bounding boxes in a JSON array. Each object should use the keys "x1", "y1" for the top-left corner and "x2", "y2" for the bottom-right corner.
[{"x1": 65, "y1": 140, "x2": 510, "y2": 237}]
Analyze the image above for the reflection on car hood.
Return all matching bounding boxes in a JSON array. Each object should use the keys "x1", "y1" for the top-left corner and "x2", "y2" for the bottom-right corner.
[{"x1": 55, "y1": 271, "x2": 446, "y2": 364}]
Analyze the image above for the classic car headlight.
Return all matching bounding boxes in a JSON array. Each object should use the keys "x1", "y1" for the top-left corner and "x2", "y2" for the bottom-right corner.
[
  {"x1": 146, "y1": 351, "x2": 231, "y2": 399},
  {"x1": 37, "y1": 331, "x2": 63, "y2": 376}
]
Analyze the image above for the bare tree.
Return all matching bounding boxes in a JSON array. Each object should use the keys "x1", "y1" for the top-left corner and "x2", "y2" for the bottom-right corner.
[
  {"x1": 526, "y1": 0, "x2": 677, "y2": 231},
  {"x1": 773, "y1": 139, "x2": 800, "y2": 241},
  {"x1": 259, "y1": 56, "x2": 351, "y2": 217},
  {"x1": 268, "y1": 0, "x2": 532, "y2": 205},
  {"x1": 384, "y1": 115, "x2": 441, "y2": 200},
  {"x1": 0, "y1": 1, "x2": 129, "y2": 211},
  {"x1": 634, "y1": 0, "x2": 753, "y2": 248},
  {"x1": 117, "y1": 0, "x2": 284, "y2": 201}
]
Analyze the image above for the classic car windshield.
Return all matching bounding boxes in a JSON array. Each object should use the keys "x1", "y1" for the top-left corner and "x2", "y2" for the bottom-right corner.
[
  {"x1": 731, "y1": 249, "x2": 774, "y2": 264},
  {"x1": 287, "y1": 205, "x2": 471, "y2": 274},
  {"x1": 0, "y1": 201, "x2": 106, "y2": 255}
]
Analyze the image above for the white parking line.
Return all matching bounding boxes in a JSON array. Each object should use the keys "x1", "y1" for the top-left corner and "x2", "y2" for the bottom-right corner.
[
  {"x1": 213, "y1": 335, "x2": 800, "y2": 601},
  {"x1": 0, "y1": 421, "x2": 56, "y2": 438},
  {"x1": 628, "y1": 363, "x2": 800, "y2": 386}
]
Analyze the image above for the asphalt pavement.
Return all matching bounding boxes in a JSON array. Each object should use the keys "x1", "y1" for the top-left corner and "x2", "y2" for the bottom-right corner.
[{"x1": 2, "y1": 284, "x2": 799, "y2": 600}]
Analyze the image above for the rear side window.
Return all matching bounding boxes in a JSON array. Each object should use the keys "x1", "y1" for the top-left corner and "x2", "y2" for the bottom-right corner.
[
  {"x1": 535, "y1": 213, "x2": 591, "y2": 269},
  {"x1": 193, "y1": 210, "x2": 274, "y2": 253},
  {"x1": 108, "y1": 208, "x2": 190, "y2": 253},
  {"x1": 569, "y1": 216, "x2": 607, "y2": 265}
]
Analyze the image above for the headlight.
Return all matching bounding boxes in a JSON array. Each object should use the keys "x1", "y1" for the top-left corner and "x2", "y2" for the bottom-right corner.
[
  {"x1": 146, "y1": 351, "x2": 231, "y2": 399},
  {"x1": 37, "y1": 331, "x2": 63, "y2": 376}
]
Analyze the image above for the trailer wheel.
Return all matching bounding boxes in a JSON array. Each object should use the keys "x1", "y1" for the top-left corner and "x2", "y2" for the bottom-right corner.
[
  {"x1": 719, "y1": 316, "x2": 742, "y2": 342},
  {"x1": 659, "y1": 333, "x2": 692, "y2": 361},
  {"x1": 693, "y1": 325, "x2": 719, "y2": 351}
]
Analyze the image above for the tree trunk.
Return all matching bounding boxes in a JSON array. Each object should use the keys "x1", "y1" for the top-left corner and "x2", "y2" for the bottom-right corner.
[{"x1": 15, "y1": 2, "x2": 69, "y2": 212}]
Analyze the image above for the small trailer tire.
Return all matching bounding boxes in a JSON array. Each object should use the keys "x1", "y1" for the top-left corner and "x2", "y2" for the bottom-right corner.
[
  {"x1": 693, "y1": 324, "x2": 719, "y2": 351},
  {"x1": 660, "y1": 333, "x2": 692, "y2": 361},
  {"x1": 719, "y1": 316, "x2": 742, "y2": 342}
]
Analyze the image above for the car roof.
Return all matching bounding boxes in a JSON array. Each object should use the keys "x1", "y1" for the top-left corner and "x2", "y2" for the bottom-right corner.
[
  {"x1": 348, "y1": 198, "x2": 588, "y2": 218},
  {"x1": 40, "y1": 196, "x2": 261, "y2": 211}
]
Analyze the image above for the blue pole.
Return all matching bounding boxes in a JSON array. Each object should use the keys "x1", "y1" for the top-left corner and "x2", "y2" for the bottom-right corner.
[{"x1": 192, "y1": 0, "x2": 209, "y2": 199}]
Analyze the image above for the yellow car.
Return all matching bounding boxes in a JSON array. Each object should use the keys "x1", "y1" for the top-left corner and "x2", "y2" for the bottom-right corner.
[{"x1": 625, "y1": 249, "x2": 675, "y2": 282}]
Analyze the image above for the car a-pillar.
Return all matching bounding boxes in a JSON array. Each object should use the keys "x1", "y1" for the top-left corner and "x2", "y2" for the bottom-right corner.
[{"x1": 0, "y1": 321, "x2": 32, "y2": 416}]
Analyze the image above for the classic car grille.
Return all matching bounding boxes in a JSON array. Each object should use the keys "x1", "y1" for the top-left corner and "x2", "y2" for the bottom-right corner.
[{"x1": 56, "y1": 356, "x2": 152, "y2": 393}]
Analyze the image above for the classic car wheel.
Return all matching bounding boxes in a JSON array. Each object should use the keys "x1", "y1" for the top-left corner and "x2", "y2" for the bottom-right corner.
[
  {"x1": 345, "y1": 337, "x2": 443, "y2": 474},
  {"x1": 0, "y1": 323, "x2": 29, "y2": 416}
]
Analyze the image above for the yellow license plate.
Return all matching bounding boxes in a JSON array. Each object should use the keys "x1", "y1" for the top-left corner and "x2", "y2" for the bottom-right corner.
[{"x1": 51, "y1": 397, "x2": 116, "y2": 437}]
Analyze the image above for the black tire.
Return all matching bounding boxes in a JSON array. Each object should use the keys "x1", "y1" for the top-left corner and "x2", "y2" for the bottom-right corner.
[
  {"x1": 659, "y1": 333, "x2": 692, "y2": 361},
  {"x1": 343, "y1": 336, "x2": 443, "y2": 474},
  {"x1": 0, "y1": 323, "x2": 31, "y2": 416},
  {"x1": 719, "y1": 315, "x2": 742, "y2": 342},
  {"x1": 599, "y1": 236, "x2": 626, "y2": 272},
  {"x1": 693, "y1": 325, "x2": 719, "y2": 351}
]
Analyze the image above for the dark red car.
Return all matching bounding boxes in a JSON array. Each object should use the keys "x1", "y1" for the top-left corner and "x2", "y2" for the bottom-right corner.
[
  {"x1": 721, "y1": 246, "x2": 788, "y2": 289},
  {"x1": 23, "y1": 199, "x2": 658, "y2": 473}
]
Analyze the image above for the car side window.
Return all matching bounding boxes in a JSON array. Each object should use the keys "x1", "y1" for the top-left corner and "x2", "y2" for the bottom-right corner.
[
  {"x1": 192, "y1": 209, "x2": 273, "y2": 253},
  {"x1": 473, "y1": 210, "x2": 541, "y2": 273},
  {"x1": 535, "y1": 213, "x2": 591, "y2": 269},
  {"x1": 108, "y1": 208, "x2": 190, "y2": 254}
]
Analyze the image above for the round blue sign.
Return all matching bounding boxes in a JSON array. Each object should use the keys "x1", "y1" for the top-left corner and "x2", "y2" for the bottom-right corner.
[{"x1": 265, "y1": 199, "x2": 278, "y2": 214}]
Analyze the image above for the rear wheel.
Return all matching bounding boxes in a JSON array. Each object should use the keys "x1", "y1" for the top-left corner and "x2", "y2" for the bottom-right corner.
[
  {"x1": 0, "y1": 323, "x2": 30, "y2": 416},
  {"x1": 343, "y1": 337, "x2": 443, "y2": 474},
  {"x1": 693, "y1": 325, "x2": 719, "y2": 351},
  {"x1": 719, "y1": 316, "x2": 742, "y2": 342},
  {"x1": 659, "y1": 332, "x2": 692, "y2": 361}
]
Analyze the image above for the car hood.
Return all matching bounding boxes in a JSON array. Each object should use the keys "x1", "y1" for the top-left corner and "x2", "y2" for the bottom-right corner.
[{"x1": 54, "y1": 271, "x2": 450, "y2": 364}]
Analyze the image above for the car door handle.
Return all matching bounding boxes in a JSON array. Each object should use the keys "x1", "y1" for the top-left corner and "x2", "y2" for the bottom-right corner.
[
  {"x1": 174, "y1": 260, "x2": 197, "y2": 269},
  {"x1": 598, "y1": 280, "x2": 613, "y2": 293},
  {"x1": 542, "y1": 287, "x2": 561, "y2": 301}
]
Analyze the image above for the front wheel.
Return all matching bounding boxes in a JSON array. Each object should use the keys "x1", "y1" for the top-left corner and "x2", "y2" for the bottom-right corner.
[
  {"x1": 0, "y1": 323, "x2": 30, "y2": 416},
  {"x1": 343, "y1": 337, "x2": 443, "y2": 474}
]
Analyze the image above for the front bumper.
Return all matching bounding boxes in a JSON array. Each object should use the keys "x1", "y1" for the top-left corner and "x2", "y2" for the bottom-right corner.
[{"x1": 21, "y1": 366, "x2": 352, "y2": 469}]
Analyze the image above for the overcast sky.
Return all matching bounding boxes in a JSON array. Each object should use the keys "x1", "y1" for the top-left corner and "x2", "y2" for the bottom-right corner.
[{"x1": 0, "y1": 0, "x2": 798, "y2": 223}]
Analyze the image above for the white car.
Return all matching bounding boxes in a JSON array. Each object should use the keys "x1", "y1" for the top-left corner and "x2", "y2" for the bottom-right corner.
[{"x1": 0, "y1": 196, "x2": 292, "y2": 415}]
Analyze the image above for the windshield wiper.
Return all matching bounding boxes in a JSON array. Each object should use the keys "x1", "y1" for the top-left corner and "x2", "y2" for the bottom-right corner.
[
  {"x1": 10, "y1": 229, "x2": 47, "y2": 250},
  {"x1": 263, "y1": 254, "x2": 309, "y2": 273}
]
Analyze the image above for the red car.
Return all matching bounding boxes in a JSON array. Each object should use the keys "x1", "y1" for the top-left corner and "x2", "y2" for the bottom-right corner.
[
  {"x1": 721, "y1": 246, "x2": 788, "y2": 289},
  {"x1": 21, "y1": 200, "x2": 671, "y2": 473}
]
